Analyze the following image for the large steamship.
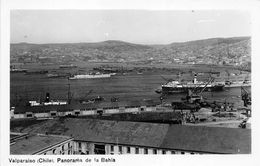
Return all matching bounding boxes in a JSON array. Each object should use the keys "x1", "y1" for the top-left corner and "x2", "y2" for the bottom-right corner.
[{"x1": 161, "y1": 75, "x2": 225, "y2": 94}]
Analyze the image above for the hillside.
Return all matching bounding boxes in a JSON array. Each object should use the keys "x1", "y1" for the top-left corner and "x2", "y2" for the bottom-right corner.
[{"x1": 10, "y1": 37, "x2": 251, "y2": 68}]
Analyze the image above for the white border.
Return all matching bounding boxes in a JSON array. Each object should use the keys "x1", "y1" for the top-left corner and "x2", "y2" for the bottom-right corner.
[{"x1": 1, "y1": 0, "x2": 260, "y2": 166}]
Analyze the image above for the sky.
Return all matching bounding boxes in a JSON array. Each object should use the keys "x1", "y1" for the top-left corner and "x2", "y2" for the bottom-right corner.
[{"x1": 11, "y1": 10, "x2": 251, "y2": 44}]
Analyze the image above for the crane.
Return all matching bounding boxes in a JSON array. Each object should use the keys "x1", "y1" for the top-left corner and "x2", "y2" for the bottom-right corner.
[
  {"x1": 79, "y1": 89, "x2": 94, "y2": 103},
  {"x1": 241, "y1": 86, "x2": 251, "y2": 107},
  {"x1": 186, "y1": 77, "x2": 215, "y2": 104}
]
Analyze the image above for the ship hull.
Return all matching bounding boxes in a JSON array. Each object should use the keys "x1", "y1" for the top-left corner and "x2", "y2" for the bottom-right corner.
[
  {"x1": 69, "y1": 74, "x2": 111, "y2": 80},
  {"x1": 59, "y1": 65, "x2": 77, "y2": 69},
  {"x1": 225, "y1": 83, "x2": 251, "y2": 88},
  {"x1": 162, "y1": 85, "x2": 224, "y2": 94},
  {"x1": 10, "y1": 69, "x2": 27, "y2": 73}
]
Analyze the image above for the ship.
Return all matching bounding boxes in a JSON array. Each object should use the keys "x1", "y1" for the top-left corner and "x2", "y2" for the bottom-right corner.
[
  {"x1": 224, "y1": 80, "x2": 251, "y2": 88},
  {"x1": 69, "y1": 72, "x2": 112, "y2": 80},
  {"x1": 10, "y1": 68, "x2": 27, "y2": 73},
  {"x1": 224, "y1": 71, "x2": 251, "y2": 88},
  {"x1": 47, "y1": 73, "x2": 70, "y2": 78},
  {"x1": 59, "y1": 64, "x2": 77, "y2": 69},
  {"x1": 47, "y1": 73, "x2": 60, "y2": 78},
  {"x1": 25, "y1": 70, "x2": 48, "y2": 75},
  {"x1": 27, "y1": 93, "x2": 68, "y2": 106},
  {"x1": 10, "y1": 65, "x2": 27, "y2": 73},
  {"x1": 161, "y1": 75, "x2": 225, "y2": 94}
]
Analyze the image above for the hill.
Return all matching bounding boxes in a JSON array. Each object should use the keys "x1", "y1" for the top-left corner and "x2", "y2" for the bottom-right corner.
[{"x1": 10, "y1": 37, "x2": 251, "y2": 67}]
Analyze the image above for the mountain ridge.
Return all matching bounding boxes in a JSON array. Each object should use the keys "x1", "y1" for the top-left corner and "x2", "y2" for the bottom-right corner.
[
  {"x1": 10, "y1": 36, "x2": 251, "y2": 68},
  {"x1": 11, "y1": 36, "x2": 250, "y2": 46}
]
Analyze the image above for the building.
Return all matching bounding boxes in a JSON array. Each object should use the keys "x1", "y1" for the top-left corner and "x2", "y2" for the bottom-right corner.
[
  {"x1": 10, "y1": 100, "x2": 161, "y2": 119},
  {"x1": 10, "y1": 118, "x2": 251, "y2": 155},
  {"x1": 10, "y1": 132, "x2": 73, "y2": 155}
]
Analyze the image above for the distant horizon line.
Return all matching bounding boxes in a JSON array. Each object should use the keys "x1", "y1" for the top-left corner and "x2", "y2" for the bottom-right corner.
[{"x1": 10, "y1": 35, "x2": 251, "y2": 45}]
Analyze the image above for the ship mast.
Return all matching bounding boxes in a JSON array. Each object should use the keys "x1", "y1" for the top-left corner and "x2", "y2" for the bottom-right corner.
[{"x1": 67, "y1": 78, "x2": 71, "y2": 104}]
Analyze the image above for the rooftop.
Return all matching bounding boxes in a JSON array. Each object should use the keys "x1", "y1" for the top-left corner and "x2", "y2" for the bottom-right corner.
[
  {"x1": 10, "y1": 132, "x2": 28, "y2": 142},
  {"x1": 10, "y1": 134, "x2": 72, "y2": 155},
  {"x1": 12, "y1": 118, "x2": 251, "y2": 154},
  {"x1": 13, "y1": 100, "x2": 160, "y2": 114}
]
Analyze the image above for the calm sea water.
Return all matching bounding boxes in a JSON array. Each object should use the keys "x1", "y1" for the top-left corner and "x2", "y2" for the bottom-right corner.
[{"x1": 10, "y1": 71, "x2": 251, "y2": 107}]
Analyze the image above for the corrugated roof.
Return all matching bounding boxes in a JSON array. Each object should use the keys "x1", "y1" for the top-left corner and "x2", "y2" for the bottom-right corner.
[
  {"x1": 63, "y1": 119, "x2": 168, "y2": 148},
  {"x1": 160, "y1": 125, "x2": 251, "y2": 154},
  {"x1": 10, "y1": 134, "x2": 71, "y2": 155},
  {"x1": 14, "y1": 118, "x2": 251, "y2": 154}
]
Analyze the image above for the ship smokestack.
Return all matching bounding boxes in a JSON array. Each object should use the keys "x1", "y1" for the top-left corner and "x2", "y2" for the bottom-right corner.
[
  {"x1": 193, "y1": 74, "x2": 197, "y2": 84},
  {"x1": 45, "y1": 93, "x2": 50, "y2": 102}
]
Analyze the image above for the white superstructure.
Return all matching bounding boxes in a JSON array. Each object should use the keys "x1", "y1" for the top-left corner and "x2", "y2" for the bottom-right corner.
[{"x1": 69, "y1": 72, "x2": 112, "y2": 80}]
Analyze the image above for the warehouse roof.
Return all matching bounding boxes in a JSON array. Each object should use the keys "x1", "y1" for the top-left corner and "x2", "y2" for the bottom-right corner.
[
  {"x1": 13, "y1": 118, "x2": 251, "y2": 154},
  {"x1": 10, "y1": 134, "x2": 72, "y2": 155},
  {"x1": 161, "y1": 125, "x2": 251, "y2": 154}
]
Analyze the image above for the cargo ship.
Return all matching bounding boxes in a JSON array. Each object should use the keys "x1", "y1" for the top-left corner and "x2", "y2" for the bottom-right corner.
[
  {"x1": 69, "y1": 72, "x2": 112, "y2": 80},
  {"x1": 161, "y1": 75, "x2": 225, "y2": 94}
]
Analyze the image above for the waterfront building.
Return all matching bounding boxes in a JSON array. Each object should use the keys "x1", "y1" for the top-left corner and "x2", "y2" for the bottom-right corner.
[{"x1": 10, "y1": 119, "x2": 251, "y2": 155}]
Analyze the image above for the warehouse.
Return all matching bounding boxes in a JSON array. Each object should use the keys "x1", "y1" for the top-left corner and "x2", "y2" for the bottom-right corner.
[
  {"x1": 10, "y1": 132, "x2": 73, "y2": 155},
  {"x1": 10, "y1": 100, "x2": 160, "y2": 119},
  {"x1": 10, "y1": 118, "x2": 251, "y2": 155}
]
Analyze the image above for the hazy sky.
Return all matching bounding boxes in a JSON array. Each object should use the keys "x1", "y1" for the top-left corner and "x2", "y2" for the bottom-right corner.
[{"x1": 11, "y1": 10, "x2": 251, "y2": 44}]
